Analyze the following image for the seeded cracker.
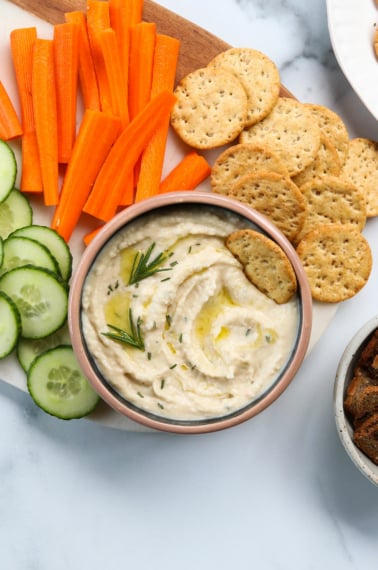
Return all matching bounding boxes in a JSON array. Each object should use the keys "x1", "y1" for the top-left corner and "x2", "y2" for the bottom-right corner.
[
  {"x1": 239, "y1": 98, "x2": 321, "y2": 176},
  {"x1": 226, "y1": 229, "x2": 297, "y2": 304},
  {"x1": 170, "y1": 67, "x2": 248, "y2": 149},
  {"x1": 211, "y1": 143, "x2": 288, "y2": 195},
  {"x1": 341, "y1": 138, "x2": 378, "y2": 217},
  {"x1": 305, "y1": 103, "x2": 350, "y2": 166},
  {"x1": 227, "y1": 171, "x2": 307, "y2": 243},
  {"x1": 294, "y1": 175, "x2": 367, "y2": 244},
  {"x1": 208, "y1": 47, "x2": 280, "y2": 127},
  {"x1": 296, "y1": 225, "x2": 372, "y2": 303}
]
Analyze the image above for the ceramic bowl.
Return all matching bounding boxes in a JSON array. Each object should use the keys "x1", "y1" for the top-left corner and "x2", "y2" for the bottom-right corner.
[
  {"x1": 69, "y1": 191, "x2": 312, "y2": 434},
  {"x1": 334, "y1": 315, "x2": 378, "y2": 486}
]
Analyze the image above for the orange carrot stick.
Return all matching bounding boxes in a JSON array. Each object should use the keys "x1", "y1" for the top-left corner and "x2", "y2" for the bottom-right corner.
[
  {"x1": 20, "y1": 131, "x2": 42, "y2": 192},
  {"x1": 128, "y1": 22, "x2": 156, "y2": 121},
  {"x1": 10, "y1": 27, "x2": 36, "y2": 133},
  {"x1": 0, "y1": 81, "x2": 22, "y2": 140},
  {"x1": 108, "y1": 0, "x2": 144, "y2": 81},
  {"x1": 134, "y1": 33, "x2": 180, "y2": 202},
  {"x1": 83, "y1": 90, "x2": 176, "y2": 221},
  {"x1": 54, "y1": 22, "x2": 80, "y2": 164},
  {"x1": 65, "y1": 11, "x2": 100, "y2": 111},
  {"x1": 86, "y1": 0, "x2": 112, "y2": 113},
  {"x1": 32, "y1": 39, "x2": 59, "y2": 206},
  {"x1": 159, "y1": 151, "x2": 211, "y2": 194},
  {"x1": 99, "y1": 28, "x2": 128, "y2": 126},
  {"x1": 10, "y1": 27, "x2": 42, "y2": 192},
  {"x1": 51, "y1": 109, "x2": 121, "y2": 242}
]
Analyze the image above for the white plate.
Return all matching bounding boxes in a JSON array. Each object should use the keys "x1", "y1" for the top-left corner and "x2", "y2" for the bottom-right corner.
[
  {"x1": 326, "y1": 0, "x2": 378, "y2": 120},
  {"x1": 0, "y1": 0, "x2": 337, "y2": 431}
]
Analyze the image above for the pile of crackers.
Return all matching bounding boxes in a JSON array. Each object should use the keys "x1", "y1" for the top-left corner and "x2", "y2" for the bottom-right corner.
[{"x1": 170, "y1": 47, "x2": 377, "y2": 304}]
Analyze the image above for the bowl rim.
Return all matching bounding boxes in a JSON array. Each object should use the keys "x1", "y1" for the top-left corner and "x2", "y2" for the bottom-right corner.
[
  {"x1": 69, "y1": 191, "x2": 313, "y2": 434},
  {"x1": 334, "y1": 314, "x2": 378, "y2": 486}
]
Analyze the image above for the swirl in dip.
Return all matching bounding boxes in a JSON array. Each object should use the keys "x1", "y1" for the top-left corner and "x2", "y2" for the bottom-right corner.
[{"x1": 81, "y1": 205, "x2": 299, "y2": 420}]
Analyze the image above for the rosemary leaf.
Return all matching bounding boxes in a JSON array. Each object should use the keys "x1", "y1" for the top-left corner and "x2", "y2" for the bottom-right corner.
[
  {"x1": 128, "y1": 242, "x2": 173, "y2": 285},
  {"x1": 102, "y1": 309, "x2": 145, "y2": 350}
]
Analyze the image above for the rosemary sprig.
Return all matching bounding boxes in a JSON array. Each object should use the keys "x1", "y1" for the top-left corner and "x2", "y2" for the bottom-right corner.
[
  {"x1": 102, "y1": 309, "x2": 145, "y2": 350},
  {"x1": 128, "y1": 242, "x2": 173, "y2": 285}
]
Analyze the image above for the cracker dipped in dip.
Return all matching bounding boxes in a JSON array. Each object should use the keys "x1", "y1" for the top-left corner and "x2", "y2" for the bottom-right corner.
[{"x1": 81, "y1": 205, "x2": 299, "y2": 421}]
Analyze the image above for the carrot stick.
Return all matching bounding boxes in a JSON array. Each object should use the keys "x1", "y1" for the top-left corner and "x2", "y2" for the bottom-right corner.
[
  {"x1": 108, "y1": 0, "x2": 132, "y2": 108},
  {"x1": 127, "y1": 21, "x2": 156, "y2": 188},
  {"x1": 83, "y1": 90, "x2": 176, "y2": 221},
  {"x1": 51, "y1": 109, "x2": 121, "y2": 242},
  {"x1": 10, "y1": 27, "x2": 42, "y2": 192},
  {"x1": 0, "y1": 81, "x2": 22, "y2": 140},
  {"x1": 20, "y1": 131, "x2": 42, "y2": 192},
  {"x1": 109, "y1": 0, "x2": 143, "y2": 87},
  {"x1": 134, "y1": 34, "x2": 180, "y2": 202},
  {"x1": 54, "y1": 22, "x2": 80, "y2": 164},
  {"x1": 65, "y1": 11, "x2": 100, "y2": 111},
  {"x1": 159, "y1": 151, "x2": 211, "y2": 194},
  {"x1": 128, "y1": 22, "x2": 156, "y2": 121},
  {"x1": 86, "y1": 0, "x2": 112, "y2": 113},
  {"x1": 10, "y1": 27, "x2": 36, "y2": 133},
  {"x1": 99, "y1": 28, "x2": 128, "y2": 126},
  {"x1": 32, "y1": 39, "x2": 59, "y2": 206}
]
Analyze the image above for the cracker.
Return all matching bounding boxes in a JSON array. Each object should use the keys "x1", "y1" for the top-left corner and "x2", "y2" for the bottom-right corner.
[
  {"x1": 296, "y1": 225, "x2": 372, "y2": 302},
  {"x1": 208, "y1": 47, "x2": 280, "y2": 127},
  {"x1": 239, "y1": 98, "x2": 321, "y2": 176},
  {"x1": 170, "y1": 66, "x2": 248, "y2": 149},
  {"x1": 227, "y1": 171, "x2": 307, "y2": 243},
  {"x1": 210, "y1": 143, "x2": 288, "y2": 195},
  {"x1": 341, "y1": 137, "x2": 378, "y2": 217},
  {"x1": 294, "y1": 175, "x2": 367, "y2": 244},
  {"x1": 226, "y1": 229, "x2": 297, "y2": 304},
  {"x1": 292, "y1": 134, "x2": 341, "y2": 188},
  {"x1": 305, "y1": 103, "x2": 349, "y2": 166}
]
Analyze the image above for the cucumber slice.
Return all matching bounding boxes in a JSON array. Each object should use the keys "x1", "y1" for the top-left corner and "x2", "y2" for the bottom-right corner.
[
  {"x1": 1, "y1": 236, "x2": 60, "y2": 276},
  {"x1": 17, "y1": 323, "x2": 71, "y2": 372},
  {"x1": 0, "y1": 237, "x2": 3, "y2": 269},
  {"x1": 0, "y1": 291, "x2": 21, "y2": 358},
  {"x1": 0, "y1": 265, "x2": 68, "y2": 339},
  {"x1": 0, "y1": 140, "x2": 17, "y2": 203},
  {"x1": 11, "y1": 225, "x2": 73, "y2": 281},
  {"x1": 0, "y1": 189, "x2": 33, "y2": 239},
  {"x1": 27, "y1": 345, "x2": 100, "y2": 419}
]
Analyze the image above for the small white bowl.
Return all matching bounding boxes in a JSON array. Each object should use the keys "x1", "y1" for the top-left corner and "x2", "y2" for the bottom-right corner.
[
  {"x1": 334, "y1": 315, "x2": 378, "y2": 486},
  {"x1": 69, "y1": 191, "x2": 313, "y2": 434}
]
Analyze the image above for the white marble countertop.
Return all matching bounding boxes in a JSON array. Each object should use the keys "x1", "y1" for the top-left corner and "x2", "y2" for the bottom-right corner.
[{"x1": 0, "y1": 1, "x2": 378, "y2": 568}]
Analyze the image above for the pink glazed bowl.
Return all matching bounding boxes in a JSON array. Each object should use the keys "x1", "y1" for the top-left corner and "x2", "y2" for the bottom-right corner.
[{"x1": 68, "y1": 191, "x2": 312, "y2": 434}]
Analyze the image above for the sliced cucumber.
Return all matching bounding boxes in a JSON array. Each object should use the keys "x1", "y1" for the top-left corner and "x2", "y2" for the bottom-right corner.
[
  {"x1": 27, "y1": 345, "x2": 100, "y2": 419},
  {"x1": 0, "y1": 237, "x2": 3, "y2": 269},
  {"x1": 0, "y1": 291, "x2": 21, "y2": 358},
  {"x1": 0, "y1": 265, "x2": 68, "y2": 339},
  {"x1": 0, "y1": 189, "x2": 33, "y2": 239},
  {"x1": 17, "y1": 323, "x2": 71, "y2": 372},
  {"x1": 0, "y1": 140, "x2": 17, "y2": 203},
  {"x1": 11, "y1": 225, "x2": 73, "y2": 281},
  {"x1": 1, "y1": 236, "x2": 60, "y2": 276}
]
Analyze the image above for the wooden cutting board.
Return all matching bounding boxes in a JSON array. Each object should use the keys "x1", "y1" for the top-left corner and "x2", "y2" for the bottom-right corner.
[{"x1": 9, "y1": 0, "x2": 291, "y2": 96}]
